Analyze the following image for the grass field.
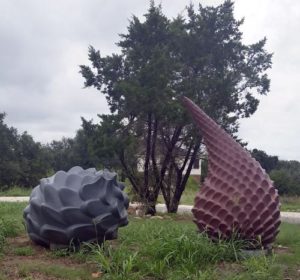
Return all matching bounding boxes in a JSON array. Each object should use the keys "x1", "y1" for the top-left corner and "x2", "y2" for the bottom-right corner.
[
  {"x1": 1, "y1": 183, "x2": 300, "y2": 213},
  {"x1": 0, "y1": 202, "x2": 300, "y2": 279},
  {"x1": 0, "y1": 186, "x2": 32, "y2": 196},
  {"x1": 178, "y1": 180, "x2": 300, "y2": 212},
  {"x1": 280, "y1": 196, "x2": 300, "y2": 212}
]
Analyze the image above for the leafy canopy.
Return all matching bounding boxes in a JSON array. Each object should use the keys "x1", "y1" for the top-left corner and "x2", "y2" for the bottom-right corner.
[{"x1": 80, "y1": 1, "x2": 272, "y2": 212}]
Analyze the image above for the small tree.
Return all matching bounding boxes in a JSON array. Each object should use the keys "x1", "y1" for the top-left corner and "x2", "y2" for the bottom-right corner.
[
  {"x1": 251, "y1": 149, "x2": 279, "y2": 173},
  {"x1": 80, "y1": 1, "x2": 272, "y2": 213}
]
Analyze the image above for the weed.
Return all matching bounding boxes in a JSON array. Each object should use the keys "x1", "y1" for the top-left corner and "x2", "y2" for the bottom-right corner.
[
  {"x1": 88, "y1": 242, "x2": 139, "y2": 279},
  {"x1": 49, "y1": 248, "x2": 71, "y2": 258},
  {"x1": 0, "y1": 218, "x2": 19, "y2": 238},
  {"x1": 13, "y1": 246, "x2": 34, "y2": 256},
  {"x1": 0, "y1": 202, "x2": 28, "y2": 236}
]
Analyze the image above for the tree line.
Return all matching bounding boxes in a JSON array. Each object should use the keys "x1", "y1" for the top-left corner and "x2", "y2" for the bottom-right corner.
[
  {"x1": 1, "y1": 112, "x2": 299, "y2": 198},
  {"x1": 0, "y1": 113, "x2": 100, "y2": 189},
  {"x1": 251, "y1": 149, "x2": 300, "y2": 196}
]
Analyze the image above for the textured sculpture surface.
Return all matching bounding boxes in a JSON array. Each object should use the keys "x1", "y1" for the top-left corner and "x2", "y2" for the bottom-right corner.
[
  {"x1": 24, "y1": 166, "x2": 129, "y2": 248},
  {"x1": 182, "y1": 97, "x2": 280, "y2": 248}
]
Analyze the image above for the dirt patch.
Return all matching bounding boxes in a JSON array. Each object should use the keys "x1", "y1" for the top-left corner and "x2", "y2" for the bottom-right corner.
[
  {"x1": 0, "y1": 235, "x2": 99, "y2": 280},
  {"x1": 274, "y1": 245, "x2": 292, "y2": 255}
]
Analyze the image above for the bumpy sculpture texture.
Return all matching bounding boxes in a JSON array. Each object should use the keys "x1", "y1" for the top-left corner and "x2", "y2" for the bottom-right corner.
[
  {"x1": 24, "y1": 166, "x2": 129, "y2": 248},
  {"x1": 182, "y1": 97, "x2": 280, "y2": 248}
]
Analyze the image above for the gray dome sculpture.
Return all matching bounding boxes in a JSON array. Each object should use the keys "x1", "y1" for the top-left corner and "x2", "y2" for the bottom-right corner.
[{"x1": 23, "y1": 166, "x2": 129, "y2": 248}]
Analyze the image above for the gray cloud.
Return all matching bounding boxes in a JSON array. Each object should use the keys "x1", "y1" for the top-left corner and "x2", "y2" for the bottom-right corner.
[
  {"x1": 235, "y1": 0, "x2": 300, "y2": 160},
  {"x1": 0, "y1": 0, "x2": 299, "y2": 161}
]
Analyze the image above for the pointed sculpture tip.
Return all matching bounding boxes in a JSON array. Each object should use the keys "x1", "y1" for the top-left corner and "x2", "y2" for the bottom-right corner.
[
  {"x1": 180, "y1": 95, "x2": 191, "y2": 104},
  {"x1": 180, "y1": 96, "x2": 196, "y2": 110}
]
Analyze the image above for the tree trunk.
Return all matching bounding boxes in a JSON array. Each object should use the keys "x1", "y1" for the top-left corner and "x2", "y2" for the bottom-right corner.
[
  {"x1": 143, "y1": 113, "x2": 152, "y2": 199},
  {"x1": 144, "y1": 200, "x2": 157, "y2": 215},
  {"x1": 168, "y1": 196, "x2": 180, "y2": 213},
  {"x1": 165, "y1": 139, "x2": 201, "y2": 213}
]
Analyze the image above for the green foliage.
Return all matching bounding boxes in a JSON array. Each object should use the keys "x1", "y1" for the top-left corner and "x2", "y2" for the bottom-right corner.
[
  {"x1": 91, "y1": 219, "x2": 245, "y2": 279},
  {"x1": 251, "y1": 149, "x2": 279, "y2": 173},
  {"x1": 0, "y1": 202, "x2": 27, "y2": 237},
  {"x1": 177, "y1": 177, "x2": 199, "y2": 205},
  {"x1": 0, "y1": 186, "x2": 32, "y2": 196},
  {"x1": 80, "y1": 1, "x2": 272, "y2": 213},
  {"x1": 13, "y1": 246, "x2": 34, "y2": 256},
  {"x1": 225, "y1": 256, "x2": 282, "y2": 280},
  {"x1": 270, "y1": 167, "x2": 300, "y2": 196},
  {"x1": 0, "y1": 215, "x2": 21, "y2": 253},
  {"x1": 0, "y1": 202, "x2": 29, "y2": 254},
  {"x1": 270, "y1": 169, "x2": 294, "y2": 195},
  {"x1": 0, "y1": 218, "x2": 19, "y2": 239},
  {"x1": 0, "y1": 112, "x2": 111, "y2": 190},
  {"x1": 84, "y1": 218, "x2": 287, "y2": 280},
  {"x1": 0, "y1": 113, "x2": 22, "y2": 186},
  {"x1": 0, "y1": 113, "x2": 51, "y2": 188},
  {"x1": 280, "y1": 196, "x2": 300, "y2": 211},
  {"x1": 250, "y1": 149, "x2": 300, "y2": 196}
]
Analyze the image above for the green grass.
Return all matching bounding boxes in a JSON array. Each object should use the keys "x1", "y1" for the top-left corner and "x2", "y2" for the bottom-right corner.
[
  {"x1": 0, "y1": 202, "x2": 27, "y2": 253},
  {"x1": 1, "y1": 184, "x2": 300, "y2": 214},
  {"x1": 280, "y1": 196, "x2": 300, "y2": 212},
  {"x1": 0, "y1": 186, "x2": 32, "y2": 196},
  {"x1": 222, "y1": 256, "x2": 282, "y2": 280},
  {"x1": 177, "y1": 176, "x2": 200, "y2": 205},
  {"x1": 179, "y1": 183, "x2": 300, "y2": 212},
  {"x1": 273, "y1": 223, "x2": 300, "y2": 278},
  {"x1": 157, "y1": 177, "x2": 199, "y2": 205},
  {"x1": 83, "y1": 218, "x2": 299, "y2": 280},
  {"x1": 13, "y1": 246, "x2": 34, "y2": 256},
  {"x1": 0, "y1": 202, "x2": 27, "y2": 236},
  {"x1": 179, "y1": 183, "x2": 300, "y2": 213},
  {"x1": 1, "y1": 202, "x2": 300, "y2": 279},
  {"x1": 87, "y1": 218, "x2": 247, "y2": 280}
]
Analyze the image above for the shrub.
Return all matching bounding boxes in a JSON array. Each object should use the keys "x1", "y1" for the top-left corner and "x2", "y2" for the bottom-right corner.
[{"x1": 270, "y1": 169, "x2": 300, "y2": 195}]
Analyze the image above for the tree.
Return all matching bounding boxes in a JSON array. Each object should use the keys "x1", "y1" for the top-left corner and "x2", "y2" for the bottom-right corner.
[
  {"x1": 270, "y1": 160, "x2": 300, "y2": 195},
  {"x1": 17, "y1": 132, "x2": 51, "y2": 187},
  {"x1": 0, "y1": 113, "x2": 51, "y2": 188},
  {"x1": 49, "y1": 138, "x2": 76, "y2": 171},
  {"x1": 72, "y1": 123, "x2": 100, "y2": 169},
  {"x1": 251, "y1": 149, "x2": 279, "y2": 173},
  {"x1": 250, "y1": 149, "x2": 300, "y2": 195},
  {"x1": 80, "y1": 1, "x2": 272, "y2": 213},
  {"x1": 0, "y1": 113, "x2": 21, "y2": 187},
  {"x1": 80, "y1": 116, "x2": 136, "y2": 175}
]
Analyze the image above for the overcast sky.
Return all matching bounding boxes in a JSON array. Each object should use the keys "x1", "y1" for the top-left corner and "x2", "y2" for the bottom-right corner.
[{"x1": 0, "y1": 0, "x2": 299, "y2": 161}]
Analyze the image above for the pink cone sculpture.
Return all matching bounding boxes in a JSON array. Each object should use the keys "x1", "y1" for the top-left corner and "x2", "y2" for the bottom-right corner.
[{"x1": 182, "y1": 97, "x2": 280, "y2": 249}]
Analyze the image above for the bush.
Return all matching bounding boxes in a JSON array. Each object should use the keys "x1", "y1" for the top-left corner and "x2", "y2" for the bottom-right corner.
[{"x1": 270, "y1": 169, "x2": 300, "y2": 196}]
